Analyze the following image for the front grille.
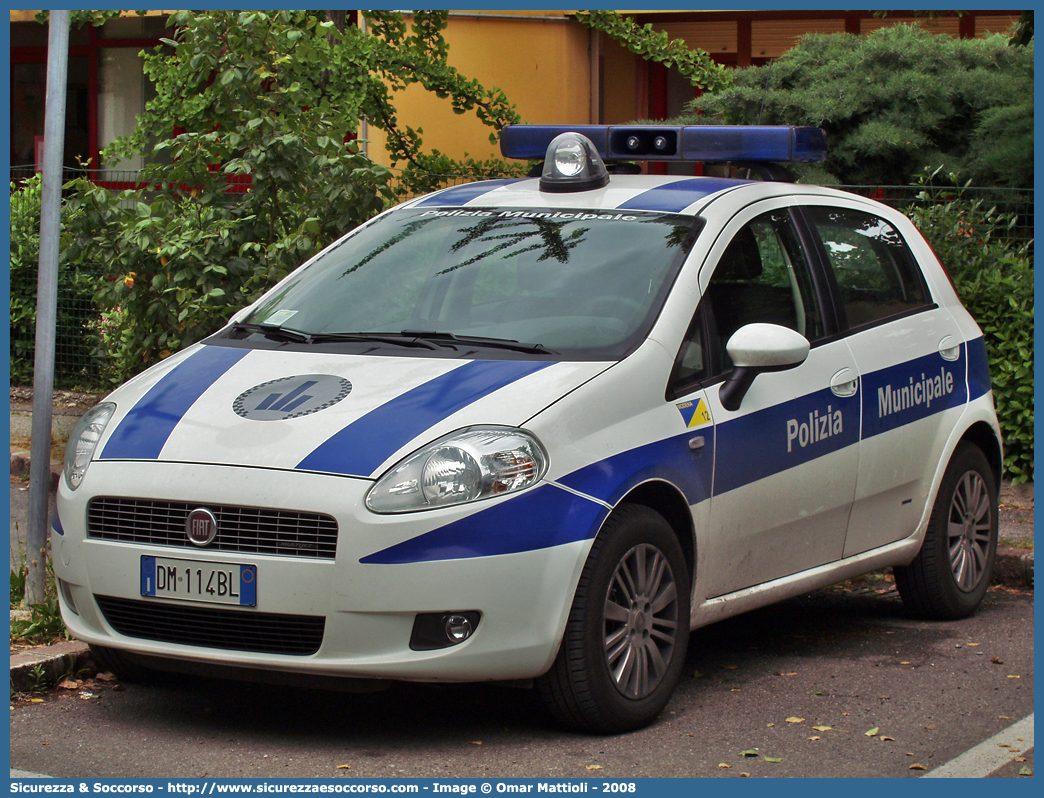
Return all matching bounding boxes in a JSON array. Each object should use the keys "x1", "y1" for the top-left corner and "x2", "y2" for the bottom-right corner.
[
  {"x1": 94, "y1": 595, "x2": 325, "y2": 656},
  {"x1": 87, "y1": 498, "x2": 338, "y2": 559}
]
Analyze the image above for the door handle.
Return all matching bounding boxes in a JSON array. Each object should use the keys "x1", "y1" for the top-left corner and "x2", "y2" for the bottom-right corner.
[
  {"x1": 830, "y1": 368, "x2": 858, "y2": 398},
  {"x1": 939, "y1": 335, "x2": 961, "y2": 361}
]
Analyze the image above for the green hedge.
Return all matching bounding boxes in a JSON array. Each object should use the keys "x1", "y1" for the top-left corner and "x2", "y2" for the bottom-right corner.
[
  {"x1": 9, "y1": 176, "x2": 102, "y2": 389},
  {"x1": 903, "y1": 174, "x2": 1034, "y2": 483}
]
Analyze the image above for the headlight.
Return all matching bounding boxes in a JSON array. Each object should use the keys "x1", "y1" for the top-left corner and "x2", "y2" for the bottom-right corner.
[
  {"x1": 366, "y1": 426, "x2": 548, "y2": 514},
  {"x1": 63, "y1": 403, "x2": 116, "y2": 490}
]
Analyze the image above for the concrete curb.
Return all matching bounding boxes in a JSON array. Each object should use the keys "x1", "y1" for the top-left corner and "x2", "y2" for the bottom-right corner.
[
  {"x1": 10, "y1": 639, "x2": 93, "y2": 693},
  {"x1": 10, "y1": 451, "x2": 62, "y2": 492},
  {"x1": 994, "y1": 546, "x2": 1035, "y2": 589}
]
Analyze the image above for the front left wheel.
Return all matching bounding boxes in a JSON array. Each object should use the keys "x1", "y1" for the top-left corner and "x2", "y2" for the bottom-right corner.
[{"x1": 538, "y1": 504, "x2": 691, "y2": 733}]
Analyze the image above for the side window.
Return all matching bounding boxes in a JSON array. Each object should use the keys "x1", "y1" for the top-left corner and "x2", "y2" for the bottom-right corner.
[
  {"x1": 669, "y1": 210, "x2": 821, "y2": 395},
  {"x1": 669, "y1": 308, "x2": 707, "y2": 393},
  {"x1": 804, "y1": 206, "x2": 930, "y2": 329},
  {"x1": 705, "y1": 211, "x2": 823, "y2": 348}
]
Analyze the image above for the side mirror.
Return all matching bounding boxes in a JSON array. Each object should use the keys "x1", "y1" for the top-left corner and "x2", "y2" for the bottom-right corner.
[{"x1": 719, "y1": 323, "x2": 810, "y2": 411}]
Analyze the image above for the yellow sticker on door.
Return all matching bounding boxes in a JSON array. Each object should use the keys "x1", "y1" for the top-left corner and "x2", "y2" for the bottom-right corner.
[{"x1": 676, "y1": 398, "x2": 712, "y2": 429}]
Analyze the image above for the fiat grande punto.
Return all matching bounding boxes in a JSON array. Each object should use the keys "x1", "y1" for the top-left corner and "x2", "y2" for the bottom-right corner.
[{"x1": 55, "y1": 126, "x2": 1002, "y2": 733}]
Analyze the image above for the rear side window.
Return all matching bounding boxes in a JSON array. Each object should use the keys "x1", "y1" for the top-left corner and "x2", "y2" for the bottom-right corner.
[{"x1": 804, "y1": 207, "x2": 930, "y2": 329}]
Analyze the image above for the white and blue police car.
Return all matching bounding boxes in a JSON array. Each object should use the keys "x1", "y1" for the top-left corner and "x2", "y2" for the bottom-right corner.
[{"x1": 55, "y1": 126, "x2": 1002, "y2": 733}]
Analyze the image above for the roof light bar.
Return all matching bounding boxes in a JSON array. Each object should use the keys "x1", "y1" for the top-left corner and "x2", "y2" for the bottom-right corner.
[{"x1": 501, "y1": 125, "x2": 827, "y2": 164}]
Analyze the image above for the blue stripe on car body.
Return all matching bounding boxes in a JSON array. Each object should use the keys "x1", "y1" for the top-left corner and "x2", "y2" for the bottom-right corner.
[
  {"x1": 360, "y1": 483, "x2": 609, "y2": 564},
  {"x1": 860, "y1": 345, "x2": 967, "y2": 440},
  {"x1": 358, "y1": 344, "x2": 984, "y2": 564},
  {"x1": 413, "y1": 179, "x2": 523, "y2": 207},
  {"x1": 966, "y1": 337, "x2": 991, "y2": 401},
  {"x1": 617, "y1": 178, "x2": 748, "y2": 213},
  {"x1": 100, "y1": 346, "x2": 250, "y2": 460},
  {"x1": 296, "y1": 359, "x2": 556, "y2": 477},
  {"x1": 556, "y1": 427, "x2": 714, "y2": 508},
  {"x1": 713, "y1": 386, "x2": 860, "y2": 496}
]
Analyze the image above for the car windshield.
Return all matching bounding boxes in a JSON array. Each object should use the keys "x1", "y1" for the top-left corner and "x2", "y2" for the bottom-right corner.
[{"x1": 240, "y1": 207, "x2": 700, "y2": 359}]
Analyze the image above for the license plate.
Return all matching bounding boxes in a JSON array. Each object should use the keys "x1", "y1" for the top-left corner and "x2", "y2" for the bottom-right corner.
[{"x1": 141, "y1": 556, "x2": 257, "y2": 607}]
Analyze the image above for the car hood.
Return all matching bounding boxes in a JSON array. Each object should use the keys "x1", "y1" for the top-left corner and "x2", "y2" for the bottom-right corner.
[{"x1": 95, "y1": 343, "x2": 610, "y2": 479}]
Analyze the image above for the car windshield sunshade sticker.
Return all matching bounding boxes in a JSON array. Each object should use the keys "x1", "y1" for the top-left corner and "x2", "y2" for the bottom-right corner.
[
  {"x1": 616, "y1": 178, "x2": 747, "y2": 213},
  {"x1": 100, "y1": 346, "x2": 250, "y2": 460},
  {"x1": 296, "y1": 359, "x2": 555, "y2": 477},
  {"x1": 557, "y1": 428, "x2": 714, "y2": 509},
  {"x1": 234, "y1": 375, "x2": 352, "y2": 421},
  {"x1": 413, "y1": 179, "x2": 524, "y2": 207},
  {"x1": 860, "y1": 346, "x2": 968, "y2": 441},
  {"x1": 713, "y1": 385, "x2": 860, "y2": 496},
  {"x1": 360, "y1": 484, "x2": 608, "y2": 564}
]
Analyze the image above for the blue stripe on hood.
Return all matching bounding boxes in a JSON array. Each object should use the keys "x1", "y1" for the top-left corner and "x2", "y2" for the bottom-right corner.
[
  {"x1": 296, "y1": 359, "x2": 554, "y2": 477},
  {"x1": 100, "y1": 346, "x2": 250, "y2": 460}
]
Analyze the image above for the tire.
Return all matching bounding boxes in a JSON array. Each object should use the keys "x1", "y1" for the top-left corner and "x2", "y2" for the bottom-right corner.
[
  {"x1": 538, "y1": 504, "x2": 691, "y2": 734},
  {"x1": 88, "y1": 644, "x2": 156, "y2": 682},
  {"x1": 894, "y1": 442, "x2": 998, "y2": 620}
]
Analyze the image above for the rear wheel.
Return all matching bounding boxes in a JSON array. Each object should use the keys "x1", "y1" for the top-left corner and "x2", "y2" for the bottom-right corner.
[
  {"x1": 894, "y1": 443, "x2": 998, "y2": 620},
  {"x1": 538, "y1": 504, "x2": 690, "y2": 733}
]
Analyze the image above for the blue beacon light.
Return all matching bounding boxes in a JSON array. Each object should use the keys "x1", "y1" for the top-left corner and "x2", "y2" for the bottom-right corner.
[{"x1": 501, "y1": 125, "x2": 827, "y2": 164}]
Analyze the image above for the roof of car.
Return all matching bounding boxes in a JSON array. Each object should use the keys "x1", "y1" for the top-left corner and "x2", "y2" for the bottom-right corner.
[
  {"x1": 404, "y1": 175, "x2": 870, "y2": 218},
  {"x1": 405, "y1": 175, "x2": 752, "y2": 216}
]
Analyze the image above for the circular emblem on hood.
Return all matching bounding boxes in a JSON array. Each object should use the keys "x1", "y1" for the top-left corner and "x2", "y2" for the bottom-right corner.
[{"x1": 233, "y1": 374, "x2": 352, "y2": 421}]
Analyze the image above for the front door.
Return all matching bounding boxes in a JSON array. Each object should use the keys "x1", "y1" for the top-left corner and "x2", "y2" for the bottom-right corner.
[{"x1": 697, "y1": 205, "x2": 860, "y2": 597}]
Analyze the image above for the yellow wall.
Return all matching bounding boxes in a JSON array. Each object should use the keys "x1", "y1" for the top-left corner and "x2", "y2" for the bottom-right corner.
[
  {"x1": 601, "y1": 37, "x2": 640, "y2": 124},
  {"x1": 367, "y1": 11, "x2": 593, "y2": 171}
]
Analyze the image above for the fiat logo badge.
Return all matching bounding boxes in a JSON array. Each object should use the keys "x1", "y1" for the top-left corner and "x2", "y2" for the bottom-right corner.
[{"x1": 186, "y1": 508, "x2": 218, "y2": 547}]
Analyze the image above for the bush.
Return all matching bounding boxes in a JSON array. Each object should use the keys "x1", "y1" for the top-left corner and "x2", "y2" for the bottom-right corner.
[
  {"x1": 64, "y1": 168, "x2": 388, "y2": 384},
  {"x1": 683, "y1": 26, "x2": 1033, "y2": 188},
  {"x1": 903, "y1": 171, "x2": 1034, "y2": 483},
  {"x1": 9, "y1": 175, "x2": 99, "y2": 387},
  {"x1": 63, "y1": 9, "x2": 528, "y2": 383}
]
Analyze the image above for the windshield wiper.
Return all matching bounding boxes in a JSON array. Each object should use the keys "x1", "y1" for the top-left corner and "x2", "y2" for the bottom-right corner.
[
  {"x1": 307, "y1": 331, "x2": 441, "y2": 350},
  {"x1": 230, "y1": 322, "x2": 314, "y2": 344},
  {"x1": 400, "y1": 330, "x2": 556, "y2": 355},
  {"x1": 229, "y1": 323, "x2": 551, "y2": 354},
  {"x1": 229, "y1": 323, "x2": 441, "y2": 349}
]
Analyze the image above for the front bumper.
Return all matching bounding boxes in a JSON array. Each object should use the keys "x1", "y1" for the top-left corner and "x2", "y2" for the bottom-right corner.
[{"x1": 54, "y1": 461, "x2": 600, "y2": 682}]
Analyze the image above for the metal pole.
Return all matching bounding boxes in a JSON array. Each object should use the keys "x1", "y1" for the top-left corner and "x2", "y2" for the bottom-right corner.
[
  {"x1": 26, "y1": 9, "x2": 70, "y2": 605},
  {"x1": 359, "y1": 13, "x2": 368, "y2": 158}
]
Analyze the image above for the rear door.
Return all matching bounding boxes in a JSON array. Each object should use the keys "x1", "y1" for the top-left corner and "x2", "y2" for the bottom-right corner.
[{"x1": 796, "y1": 204, "x2": 967, "y2": 557}]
